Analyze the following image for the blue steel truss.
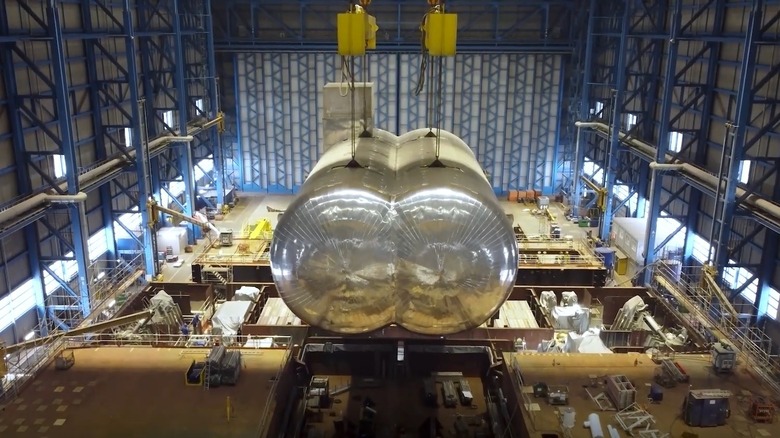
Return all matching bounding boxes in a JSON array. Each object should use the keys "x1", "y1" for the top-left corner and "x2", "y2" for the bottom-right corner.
[
  {"x1": 212, "y1": 0, "x2": 576, "y2": 53},
  {"x1": 580, "y1": 0, "x2": 780, "y2": 314},
  {"x1": 0, "y1": 0, "x2": 219, "y2": 331}
]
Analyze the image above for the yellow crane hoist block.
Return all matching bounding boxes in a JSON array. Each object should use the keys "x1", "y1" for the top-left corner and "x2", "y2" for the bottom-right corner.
[
  {"x1": 338, "y1": 7, "x2": 378, "y2": 56},
  {"x1": 424, "y1": 12, "x2": 458, "y2": 56},
  {"x1": 338, "y1": 12, "x2": 366, "y2": 56}
]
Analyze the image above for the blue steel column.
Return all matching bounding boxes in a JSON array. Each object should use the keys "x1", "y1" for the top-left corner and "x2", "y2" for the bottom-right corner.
[
  {"x1": 683, "y1": 1, "x2": 725, "y2": 264},
  {"x1": 205, "y1": 0, "x2": 224, "y2": 206},
  {"x1": 124, "y1": 0, "x2": 156, "y2": 276},
  {"x1": 231, "y1": 53, "x2": 245, "y2": 190},
  {"x1": 81, "y1": 0, "x2": 116, "y2": 262},
  {"x1": 573, "y1": 0, "x2": 597, "y2": 208},
  {"x1": 0, "y1": 2, "x2": 47, "y2": 333},
  {"x1": 600, "y1": 0, "x2": 631, "y2": 241},
  {"x1": 643, "y1": 0, "x2": 681, "y2": 284},
  {"x1": 47, "y1": 3, "x2": 91, "y2": 316},
  {"x1": 757, "y1": 177, "x2": 780, "y2": 319},
  {"x1": 173, "y1": 0, "x2": 196, "y2": 243},
  {"x1": 714, "y1": 0, "x2": 762, "y2": 273}
]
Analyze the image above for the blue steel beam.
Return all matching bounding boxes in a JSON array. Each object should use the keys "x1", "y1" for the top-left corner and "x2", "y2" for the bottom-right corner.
[
  {"x1": 600, "y1": 0, "x2": 631, "y2": 242},
  {"x1": 572, "y1": 0, "x2": 597, "y2": 207},
  {"x1": 173, "y1": 0, "x2": 197, "y2": 243},
  {"x1": 81, "y1": 0, "x2": 117, "y2": 262},
  {"x1": 684, "y1": 0, "x2": 726, "y2": 264},
  {"x1": 211, "y1": 0, "x2": 576, "y2": 53},
  {"x1": 714, "y1": 0, "x2": 762, "y2": 276},
  {"x1": 46, "y1": 2, "x2": 91, "y2": 318},
  {"x1": 205, "y1": 0, "x2": 224, "y2": 206},
  {"x1": 0, "y1": 0, "x2": 47, "y2": 334},
  {"x1": 643, "y1": 0, "x2": 681, "y2": 284},
  {"x1": 124, "y1": 0, "x2": 155, "y2": 277}
]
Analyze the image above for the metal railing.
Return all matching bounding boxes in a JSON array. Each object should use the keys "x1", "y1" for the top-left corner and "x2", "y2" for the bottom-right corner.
[
  {"x1": 648, "y1": 263, "x2": 780, "y2": 401},
  {"x1": 1, "y1": 255, "x2": 147, "y2": 407},
  {"x1": 193, "y1": 238, "x2": 272, "y2": 265},
  {"x1": 517, "y1": 236, "x2": 603, "y2": 267},
  {"x1": 509, "y1": 354, "x2": 538, "y2": 430}
]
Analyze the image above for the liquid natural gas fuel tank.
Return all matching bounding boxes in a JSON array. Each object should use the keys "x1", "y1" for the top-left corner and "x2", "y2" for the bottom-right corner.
[{"x1": 270, "y1": 128, "x2": 518, "y2": 335}]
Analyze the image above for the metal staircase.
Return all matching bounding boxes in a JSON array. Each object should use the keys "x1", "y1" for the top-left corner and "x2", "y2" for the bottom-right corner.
[{"x1": 649, "y1": 264, "x2": 780, "y2": 401}]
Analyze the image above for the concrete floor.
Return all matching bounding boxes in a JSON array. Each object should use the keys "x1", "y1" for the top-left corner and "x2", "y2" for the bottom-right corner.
[
  {"x1": 0, "y1": 347, "x2": 287, "y2": 438},
  {"x1": 507, "y1": 352, "x2": 779, "y2": 438},
  {"x1": 160, "y1": 193, "x2": 625, "y2": 285}
]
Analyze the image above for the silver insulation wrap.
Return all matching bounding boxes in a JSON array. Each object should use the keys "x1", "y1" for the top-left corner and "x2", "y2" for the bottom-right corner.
[{"x1": 270, "y1": 129, "x2": 518, "y2": 335}]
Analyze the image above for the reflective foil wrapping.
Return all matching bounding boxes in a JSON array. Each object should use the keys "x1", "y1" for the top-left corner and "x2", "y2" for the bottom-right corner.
[{"x1": 270, "y1": 129, "x2": 518, "y2": 335}]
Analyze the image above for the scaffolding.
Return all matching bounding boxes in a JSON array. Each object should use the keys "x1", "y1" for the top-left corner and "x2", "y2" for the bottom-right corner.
[{"x1": 648, "y1": 264, "x2": 780, "y2": 401}]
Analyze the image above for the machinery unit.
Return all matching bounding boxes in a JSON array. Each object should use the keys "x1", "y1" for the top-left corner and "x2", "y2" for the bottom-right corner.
[
  {"x1": 749, "y1": 395, "x2": 775, "y2": 423},
  {"x1": 547, "y1": 385, "x2": 569, "y2": 405},
  {"x1": 270, "y1": 129, "x2": 518, "y2": 335},
  {"x1": 219, "y1": 230, "x2": 233, "y2": 247},
  {"x1": 711, "y1": 341, "x2": 736, "y2": 373},
  {"x1": 458, "y1": 379, "x2": 473, "y2": 405},
  {"x1": 683, "y1": 389, "x2": 731, "y2": 427},
  {"x1": 441, "y1": 380, "x2": 458, "y2": 408},
  {"x1": 537, "y1": 196, "x2": 549, "y2": 210}
]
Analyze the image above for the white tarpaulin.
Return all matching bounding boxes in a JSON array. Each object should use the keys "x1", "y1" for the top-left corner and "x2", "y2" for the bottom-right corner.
[
  {"x1": 564, "y1": 330, "x2": 612, "y2": 354},
  {"x1": 149, "y1": 290, "x2": 176, "y2": 323},
  {"x1": 233, "y1": 286, "x2": 261, "y2": 302},
  {"x1": 560, "y1": 291, "x2": 578, "y2": 306},
  {"x1": 212, "y1": 301, "x2": 252, "y2": 336},
  {"x1": 540, "y1": 291, "x2": 557, "y2": 311},
  {"x1": 551, "y1": 305, "x2": 590, "y2": 334}
]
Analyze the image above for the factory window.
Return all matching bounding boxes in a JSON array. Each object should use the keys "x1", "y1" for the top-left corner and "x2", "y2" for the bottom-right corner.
[
  {"x1": 0, "y1": 279, "x2": 37, "y2": 332},
  {"x1": 42, "y1": 229, "x2": 111, "y2": 295},
  {"x1": 582, "y1": 160, "x2": 597, "y2": 177},
  {"x1": 196, "y1": 98, "x2": 205, "y2": 115},
  {"x1": 124, "y1": 127, "x2": 133, "y2": 147},
  {"x1": 614, "y1": 185, "x2": 630, "y2": 201},
  {"x1": 593, "y1": 101, "x2": 604, "y2": 117},
  {"x1": 691, "y1": 234, "x2": 711, "y2": 263},
  {"x1": 625, "y1": 113, "x2": 637, "y2": 130},
  {"x1": 668, "y1": 131, "x2": 683, "y2": 153},
  {"x1": 592, "y1": 168, "x2": 605, "y2": 185},
  {"x1": 738, "y1": 160, "x2": 751, "y2": 184},
  {"x1": 53, "y1": 154, "x2": 67, "y2": 178},
  {"x1": 767, "y1": 288, "x2": 780, "y2": 319},
  {"x1": 741, "y1": 277, "x2": 758, "y2": 304},
  {"x1": 114, "y1": 208, "x2": 142, "y2": 239},
  {"x1": 163, "y1": 110, "x2": 175, "y2": 130}
]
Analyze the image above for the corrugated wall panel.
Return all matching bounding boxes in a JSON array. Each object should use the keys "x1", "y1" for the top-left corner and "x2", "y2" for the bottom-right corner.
[{"x1": 236, "y1": 53, "x2": 563, "y2": 194}]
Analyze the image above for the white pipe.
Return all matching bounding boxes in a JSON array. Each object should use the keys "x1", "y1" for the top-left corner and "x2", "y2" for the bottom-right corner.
[
  {"x1": 649, "y1": 163, "x2": 684, "y2": 170},
  {"x1": 577, "y1": 121, "x2": 780, "y2": 223},
  {"x1": 583, "y1": 413, "x2": 604, "y2": 438},
  {"x1": 46, "y1": 192, "x2": 88, "y2": 203},
  {"x1": 0, "y1": 133, "x2": 198, "y2": 229}
]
